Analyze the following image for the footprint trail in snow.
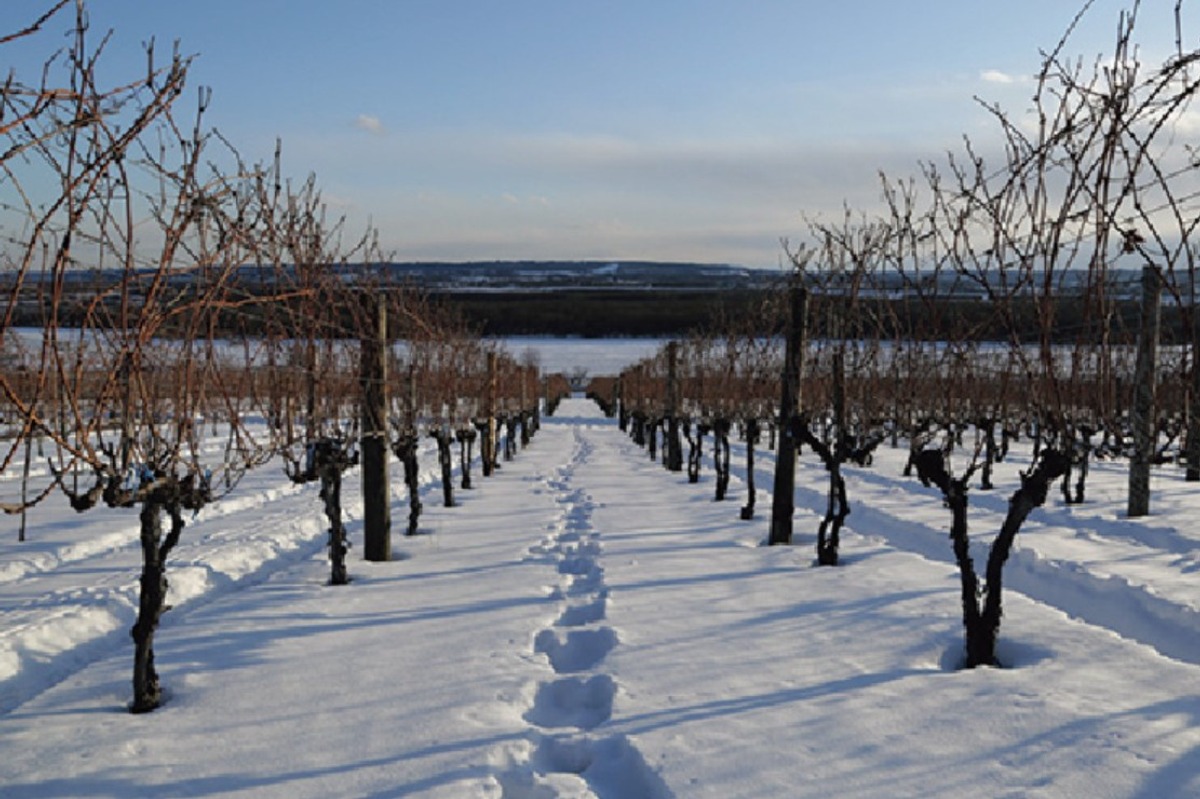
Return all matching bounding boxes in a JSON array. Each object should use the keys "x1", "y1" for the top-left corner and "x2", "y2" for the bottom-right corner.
[{"x1": 492, "y1": 427, "x2": 664, "y2": 799}]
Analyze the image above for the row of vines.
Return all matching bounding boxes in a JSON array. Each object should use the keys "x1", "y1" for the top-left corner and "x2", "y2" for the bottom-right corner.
[
  {"x1": 4, "y1": 0, "x2": 1200, "y2": 706},
  {"x1": 0, "y1": 3, "x2": 569, "y2": 712},
  {"x1": 596, "y1": 1, "x2": 1200, "y2": 668}
]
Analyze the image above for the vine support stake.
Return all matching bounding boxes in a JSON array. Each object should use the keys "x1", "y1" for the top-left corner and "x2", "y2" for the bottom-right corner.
[
  {"x1": 768, "y1": 284, "x2": 807, "y2": 545},
  {"x1": 1128, "y1": 265, "x2": 1160, "y2": 518},
  {"x1": 1187, "y1": 289, "x2": 1200, "y2": 481},
  {"x1": 665, "y1": 340, "x2": 683, "y2": 472},
  {"x1": 484, "y1": 351, "x2": 498, "y2": 476},
  {"x1": 361, "y1": 292, "x2": 391, "y2": 561}
]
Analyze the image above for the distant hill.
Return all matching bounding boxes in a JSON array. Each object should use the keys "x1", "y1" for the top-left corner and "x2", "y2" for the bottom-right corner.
[
  {"x1": 5, "y1": 259, "x2": 1157, "y2": 339},
  {"x1": 0, "y1": 259, "x2": 783, "y2": 337},
  {"x1": 361, "y1": 262, "x2": 787, "y2": 337},
  {"x1": 350, "y1": 260, "x2": 783, "y2": 291}
]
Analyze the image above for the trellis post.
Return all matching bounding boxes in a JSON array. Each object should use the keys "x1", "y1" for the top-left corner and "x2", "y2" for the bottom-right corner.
[{"x1": 769, "y1": 285, "x2": 807, "y2": 545}]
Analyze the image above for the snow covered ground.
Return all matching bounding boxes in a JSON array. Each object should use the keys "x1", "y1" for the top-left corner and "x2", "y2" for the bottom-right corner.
[{"x1": 3, "y1": 397, "x2": 1200, "y2": 797}]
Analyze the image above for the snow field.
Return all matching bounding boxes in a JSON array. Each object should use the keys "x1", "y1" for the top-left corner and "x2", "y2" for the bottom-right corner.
[{"x1": 2, "y1": 397, "x2": 1200, "y2": 797}]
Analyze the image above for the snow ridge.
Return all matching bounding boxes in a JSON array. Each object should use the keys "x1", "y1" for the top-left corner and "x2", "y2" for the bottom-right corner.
[
  {"x1": 724, "y1": 437, "x2": 1200, "y2": 670},
  {"x1": 0, "y1": 435, "x2": 469, "y2": 716}
]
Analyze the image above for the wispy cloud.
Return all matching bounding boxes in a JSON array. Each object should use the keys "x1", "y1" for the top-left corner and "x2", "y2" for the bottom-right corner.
[
  {"x1": 501, "y1": 192, "x2": 551, "y2": 207},
  {"x1": 355, "y1": 114, "x2": 386, "y2": 135},
  {"x1": 344, "y1": 130, "x2": 962, "y2": 265},
  {"x1": 980, "y1": 69, "x2": 1018, "y2": 84},
  {"x1": 293, "y1": 129, "x2": 999, "y2": 266}
]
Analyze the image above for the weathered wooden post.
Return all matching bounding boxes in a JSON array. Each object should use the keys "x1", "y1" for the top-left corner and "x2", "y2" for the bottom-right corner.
[
  {"x1": 520, "y1": 365, "x2": 531, "y2": 448},
  {"x1": 618, "y1": 373, "x2": 629, "y2": 431},
  {"x1": 1187, "y1": 293, "x2": 1200, "y2": 481},
  {"x1": 665, "y1": 341, "x2": 683, "y2": 472},
  {"x1": 768, "y1": 284, "x2": 807, "y2": 545},
  {"x1": 483, "y1": 351, "x2": 498, "y2": 476},
  {"x1": 1128, "y1": 265, "x2": 1160, "y2": 518},
  {"x1": 361, "y1": 293, "x2": 391, "y2": 561},
  {"x1": 19, "y1": 424, "x2": 33, "y2": 542},
  {"x1": 531, "y1": 368, "x2": 542, "y2": 433}
]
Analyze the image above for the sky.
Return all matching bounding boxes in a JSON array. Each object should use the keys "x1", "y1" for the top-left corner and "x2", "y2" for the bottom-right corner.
[{"x1": 3, "y1": 1, "x2": 1189, "y2": 268}]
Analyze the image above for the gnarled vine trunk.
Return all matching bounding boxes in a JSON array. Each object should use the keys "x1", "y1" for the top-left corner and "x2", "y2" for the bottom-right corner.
[
  {"x1": 916, "y1": 449, "x2": 1068, "y2": 668},
  {"x1": 458, "y1": 428, "x2": 476, "y2": 490},
  {"x1": 395, "y1": 433, "x2": 422, "y2": 536},
  {"x1": 318, "y1": 450, "x2": 350, "y2": 586},
  {"x1": 685, "y1": 421, "x2": 707, "y2": 484},
  {"x1": 740, "y1": 418, "x2": 760, "y2": 520},
  {"x1": 130, "y1": 486, "x2": 193, "y2": 713},
  {"x1": 432, "y1": 429, "x2": 455, "y2": 507},
  {"x1": 713, "y1": 418, "x2": 731, "y2": 501}
]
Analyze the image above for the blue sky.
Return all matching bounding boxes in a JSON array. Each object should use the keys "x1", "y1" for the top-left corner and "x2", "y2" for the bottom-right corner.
[{"x1": 4, "y1": 1, "x2": 1185, "y2": 268}]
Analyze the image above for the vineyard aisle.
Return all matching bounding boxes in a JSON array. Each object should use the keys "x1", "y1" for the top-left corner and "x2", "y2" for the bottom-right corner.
[{"x1": 4, "y1": 397, "x2": 1200, "y2": 797}]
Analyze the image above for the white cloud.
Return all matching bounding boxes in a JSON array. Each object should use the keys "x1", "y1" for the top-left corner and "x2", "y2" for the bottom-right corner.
[
  {"x1": 980, "y1": 69, "x2": 1017, "y2": 84},
  {"x1": 500, "y1": 192, "x2": 551, "y2": 207},
  {"x1": 354, "y1": 114, "x2": 385, "y2": 135},
  {"x1": 1170, "y1": 108, "x2": 1200, "y2": 136}
]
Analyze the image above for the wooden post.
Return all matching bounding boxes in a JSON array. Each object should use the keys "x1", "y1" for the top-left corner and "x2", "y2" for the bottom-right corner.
[
  {"x1": 769, "y1": 285, "x2": 807, "y2": 545},
  {"x1": 519, "y1": 365, "x2": 529, "y2": 447},
  {"x1": 361, "y1": 294, "x2": 391, "y2": 561},
  {"x1": 532, "y1": 370, "x2": 542, "y2": 432},
  {"x1": 483, "y1": 351, "x2": 497, "y2": 476},
  {"x1": 624, "y1": 371, "x2": 633, "y2": 429},
  {"x1": 831, "y1": 307, "x2": 845, "y2": 446},
  {"x1": 665, "y1": 341, "x2": 683, "y2": 471},
  {"x1": 1187, "y1": 296, "x2": 1200, "y2": 481},
  {"x1": 19, "y1": 426, "x2": 33, "y2": 542},
  {"x1": 1128, "y1": 265, "x2": 1160, "y2": 518}
]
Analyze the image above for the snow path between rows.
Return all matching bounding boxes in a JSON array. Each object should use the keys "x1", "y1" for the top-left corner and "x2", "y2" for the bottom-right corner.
[{"x1": 3, "y1": 398, "x2": 1200, "y2": 797}]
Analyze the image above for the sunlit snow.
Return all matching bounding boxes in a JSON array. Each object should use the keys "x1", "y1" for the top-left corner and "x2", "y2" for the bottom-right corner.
[{"x1": 3, "y1": 394, "x2": 1200, "y2": 797}]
